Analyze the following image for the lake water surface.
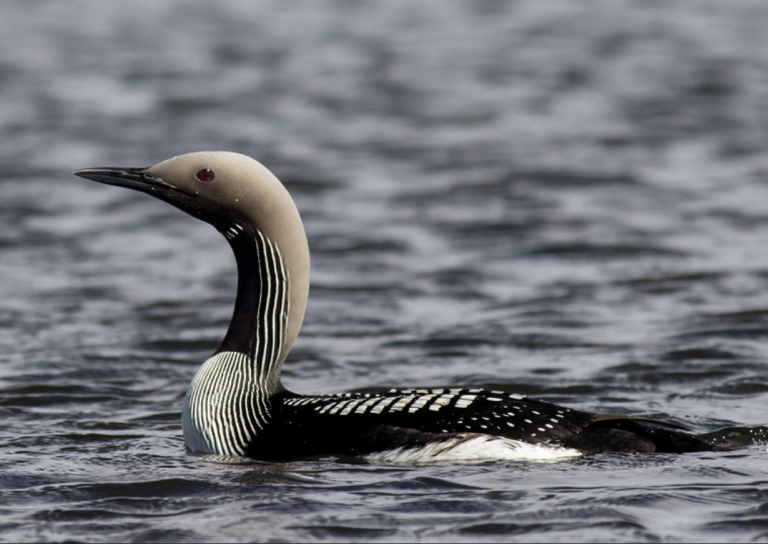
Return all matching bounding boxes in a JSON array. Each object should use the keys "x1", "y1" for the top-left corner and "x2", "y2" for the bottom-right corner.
[{"x1": 3, "y1": 1, "x2": 768, "y2": 542}]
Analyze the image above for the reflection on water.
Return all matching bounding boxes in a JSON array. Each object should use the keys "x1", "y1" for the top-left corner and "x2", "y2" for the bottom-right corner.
[{"x1": 2, "y1": 0, "x2": 768, "y2": 542}]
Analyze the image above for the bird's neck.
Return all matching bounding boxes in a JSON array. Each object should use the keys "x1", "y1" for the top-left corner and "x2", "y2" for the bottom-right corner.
[
  {"x1": 182, "y1": 178, "x2": 310, "y2": 455},
  {"x1": 217, "y1": 222, "x2": 289, "y2": 394}
]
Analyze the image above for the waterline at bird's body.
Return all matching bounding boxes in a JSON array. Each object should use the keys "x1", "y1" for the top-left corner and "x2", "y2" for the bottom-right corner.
[{"x1": 75, "y1": 151, "x2": 730, "y2": 462}]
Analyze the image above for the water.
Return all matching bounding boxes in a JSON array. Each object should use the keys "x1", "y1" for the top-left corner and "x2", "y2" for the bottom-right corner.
[{"x1": 2, "y1": 0, "x2": 768, "y2": 541}]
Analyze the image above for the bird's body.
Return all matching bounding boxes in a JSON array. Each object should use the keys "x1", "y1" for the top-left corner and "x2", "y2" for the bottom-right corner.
[{"x1": 75, "y1": 151, "x2": 724, "y2": 462}]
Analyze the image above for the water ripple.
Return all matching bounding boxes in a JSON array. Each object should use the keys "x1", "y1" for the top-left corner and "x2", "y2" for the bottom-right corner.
[{"x1": 3, "y1": 0, "x2": 768, "y2": 542}]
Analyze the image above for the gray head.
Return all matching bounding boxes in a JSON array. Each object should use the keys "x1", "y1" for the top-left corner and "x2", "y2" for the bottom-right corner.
[{"x1": 75, "y1": 151, "x2": 310, "y2": 363}]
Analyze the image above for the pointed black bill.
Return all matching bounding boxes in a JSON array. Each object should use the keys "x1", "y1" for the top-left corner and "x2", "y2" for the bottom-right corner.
[{"x1": 73, "y1": 167, "x2": 167, "y2": 193}]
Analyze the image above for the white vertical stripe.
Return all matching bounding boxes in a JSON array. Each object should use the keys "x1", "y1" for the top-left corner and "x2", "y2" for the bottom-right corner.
[{"x1": 182, "y1": 227, "x2": 292, "y2": 456}]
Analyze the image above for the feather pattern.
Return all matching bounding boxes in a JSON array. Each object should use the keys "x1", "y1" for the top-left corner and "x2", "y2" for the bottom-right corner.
[
  {"x1": 183, "y1": 226, "x2": 288, "y2": 456},
  {"x1": 74, "y1": 152, "x2": 726, "y2": 463}
]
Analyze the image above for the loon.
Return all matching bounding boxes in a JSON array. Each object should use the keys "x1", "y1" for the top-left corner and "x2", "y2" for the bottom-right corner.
[{"x1": 74, "y1": 151, "x2": 724, "y2": 463}]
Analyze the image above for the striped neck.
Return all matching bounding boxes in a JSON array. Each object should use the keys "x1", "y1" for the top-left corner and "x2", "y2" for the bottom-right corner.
[
  {"x1": 218, "y1": 222, "x2": 289, "y2": 394},
  {"x1": 182, "y1": 222, "x2": 290, "y2": 455}
]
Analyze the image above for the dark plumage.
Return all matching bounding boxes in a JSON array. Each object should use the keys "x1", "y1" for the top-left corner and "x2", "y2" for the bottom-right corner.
[
  {"x1": 248, "y1": 389, "x2": 721, "y2": 460},
  {"x1": 75, "y1": 152, "x2": 724, "y2": 462}
]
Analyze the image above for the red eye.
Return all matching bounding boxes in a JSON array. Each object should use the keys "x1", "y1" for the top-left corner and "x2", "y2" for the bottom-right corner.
[{"x1": 196, "y1": 168, "x2": 215, "y2": 182}]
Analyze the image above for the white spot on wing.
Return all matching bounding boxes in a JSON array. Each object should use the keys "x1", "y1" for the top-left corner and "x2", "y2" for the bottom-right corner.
[
  {"x1": 339, "y1": 398, "x2": 365, "y2": 415},
  {"x1": 317, "y1": 402, "x2": 338, "y2": 414},
  {"x1": 455, "y1": 394, "x2": 477, "y2": 409},
  {"x1": 354, "y1": 397, "x2": 381, "y2": 414},
  {"x1": 390, "y1": 397, "x2": 413, "y2": 412},
  {"x1": 408, "y1": 394, "x2": 437, "y2": 413},
  {"x1": 371, "y1": 397, "x2": 397, "y2": 414},
  {"x1": 429, "y1": 394, "x2": 455, "y2": 411},
  {"x1": 329, "y1": 400, "x2": 351, "y2": 415}
]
